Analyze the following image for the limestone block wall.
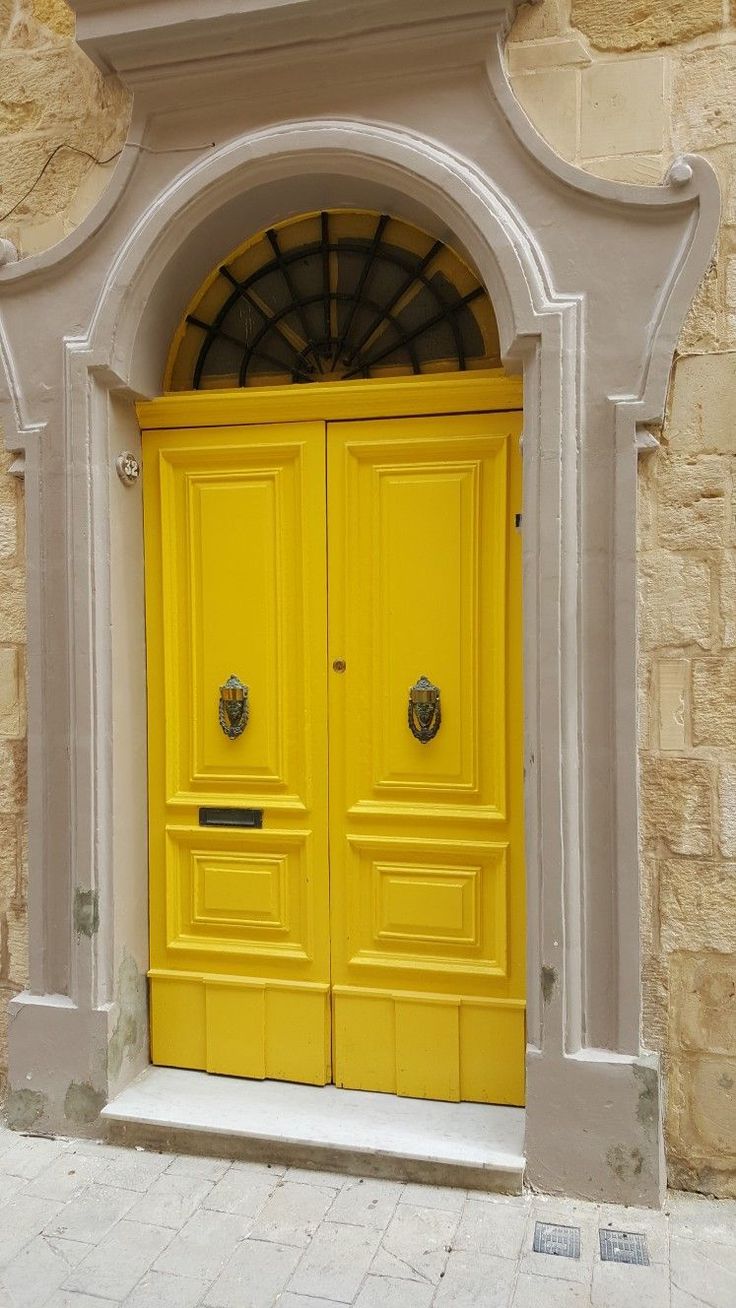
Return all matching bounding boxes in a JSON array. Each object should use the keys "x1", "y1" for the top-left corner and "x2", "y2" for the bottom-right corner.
[
  {"x1": 0, "y1": 0, "x2": 129, "y2": 1094},
  {"x1": 508, "y1": 0, "x2": 736, "y2": 1196}
]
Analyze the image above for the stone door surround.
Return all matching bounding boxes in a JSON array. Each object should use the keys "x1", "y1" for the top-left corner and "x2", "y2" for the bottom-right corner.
[{"x1": 0, "y1": 0, "x2": 719, "y2": 1204}]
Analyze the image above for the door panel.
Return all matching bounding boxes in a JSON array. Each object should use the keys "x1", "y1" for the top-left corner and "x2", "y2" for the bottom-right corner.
[
  {"x1": 327, "y1": 413, "x2": 524, "y2": 1104},
  {"x1": 143, "y1": 422, "x2": 331, "y2": 1083}
]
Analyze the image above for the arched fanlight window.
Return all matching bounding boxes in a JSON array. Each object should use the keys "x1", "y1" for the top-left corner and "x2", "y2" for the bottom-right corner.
[{"x1": 166, "y1": 210, "x2": 500, "y2": 390}]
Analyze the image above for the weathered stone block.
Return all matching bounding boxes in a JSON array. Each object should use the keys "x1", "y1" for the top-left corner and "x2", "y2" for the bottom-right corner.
[
  {"x1": 0, "y1": 568, "x2": 26, "y2": 642},
  {"x1": 0, "y1": 474, "x2": 18, "y2": 559},
  {"x1": 0, "y1": 740, "x2": 26, "y2": 813},
  {"x1": 718, "y1": 763, "x2": 736, "y2": 858},
  {"x1": 511, "y1": 67, "x2": 578, "y2": 158},
  {"x1": 0, "y1": 138, "x2": 49, "y2": 219},
  {"x1": 676, "y1": 265, "x2": 721, "y2": 357},
  {"x1": 638, "y1": 652, "x2": 654, "y2": 749},
  {"x1": 675, "y1": 47, "x2": 736, "y2": 151},
  {"x1": 639, "y1": 852, "x2": 668, "y2": 1050},
  {"x1": 581, "y1": 57, "x2": 666, "y2": 157},
  {"x1": 688, "y1": 1056, "x2": 736, "y2": 1159},
  {"x1": 665, "y1": 465, "x2": 727, "y2": 555},
  {"x1": 637, "y1": 451, "x2": 657, "y2": 551},
  {"x1": 671, "y1": 952, "x2": 736, "y2": 1056},
  {"x1": 656, "y1": 456, "x2": 727, "y2": 549},
  {"x1": 0, "y1": 93, "x2": 44, "y2": 135},
  {"x1": 726, "y1": 255, "x2": 736, "y2": 349},
  {"x1": 5, "y1": 902, "x2": 27, "y2": 984},
  {"x1": 667, "y1": 352, "x2": 736, "y2": 454},
  {"x1": 639, "y1": 852, "x2": 658, "y2": 956},
  {"x1": 640, "y1": 757, "x2": 713, "y2": 857},
  {"x1": 508, "y1": 37, "x2": 590, "y2": 74},
  {"x1": 15, "y1": 211, "x2": 66, "y2": 257},
  {"x1": 62, "y1": 157, "x2": 116, "y2": 230},
  {"x1": 660, "y1": 860, "x2": 736, "y2": 954},
  {"x1": 719, "y1": 553, "x2": 736, "y2": 649},
  {"x1": 0, "y1": 136, "x2": 92, "y2": 224},
  {"x1": 639, "y1": 552, "x2": 711, "y2": 650},
  {"x1": 508, "y1": 0, "x2": 568, "y2": 42},
  {"x1": 1, "y1": 47, "x2": 96, "y2": 135},
  {"x1": 657, "y1": 659, "x2": 688, "y2": 752},
  {"x1": 0, "y1": 814, "x2": 19, "y2": 905},
  {"x1": 572, "y1": 0, "x2": 722, "y2": 52},
  {"x1": 0, "y1": 45, "x2": 129, "y2": 229},
  {"x1": 641, "y1": 952, "x2": 668, "y2": 1052},
  {"x1": 16, "y1": 813, "x2": 27, "y2": 904},
  {"x1": 0, "y1": 0, "x2": 14, "y2": 43},
  {"x1": 33, "y1": 0, "x2": 75, "y2": 38},
  {"x1": 692, "y1": 659, "x2": 736, "y2": 747},
  {"x1": 0, "y1": 647, "x2": 24, "y2": 738},
  {"x1": 0, "y1": 981, "x2": 15, "y2": 1096},
  {"x1": 666, "y1": 1050, "x2": 736, "y2": 1195},
  {"x1": 587, "y1": 153, "x2": 665, "y2": 184},
  {"x1": 725, "y1": 155, "x2": 736, "y2": 228}
]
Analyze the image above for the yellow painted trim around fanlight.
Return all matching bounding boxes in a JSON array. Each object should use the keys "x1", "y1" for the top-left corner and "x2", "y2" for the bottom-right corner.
[{"x1": 137, "y1": 370, "x2": 523, "y2": 430}]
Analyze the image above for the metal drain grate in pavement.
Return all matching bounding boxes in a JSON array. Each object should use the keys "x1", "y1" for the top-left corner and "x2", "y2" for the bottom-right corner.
[
  {"x1": 533, "y1": 1222, "x2": 581, "y2": 1259},
  {"x1": 599, "y1": 1229, "x2": 650, "y2": 1265}
]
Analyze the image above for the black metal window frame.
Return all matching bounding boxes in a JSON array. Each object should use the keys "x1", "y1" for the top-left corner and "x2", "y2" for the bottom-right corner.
[{"x1": 176, "y1": 211, "x2": 494, "y2": 389}]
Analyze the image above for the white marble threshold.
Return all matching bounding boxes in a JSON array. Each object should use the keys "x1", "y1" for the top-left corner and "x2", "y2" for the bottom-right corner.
[{"x1": 102, "y1": 1066, "x2": 526, "y2": 1193}]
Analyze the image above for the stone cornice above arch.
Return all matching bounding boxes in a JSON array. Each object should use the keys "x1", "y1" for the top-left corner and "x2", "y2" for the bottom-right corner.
[{"x1": 69, "y1": 0, "x2": 513, "y2": 78}]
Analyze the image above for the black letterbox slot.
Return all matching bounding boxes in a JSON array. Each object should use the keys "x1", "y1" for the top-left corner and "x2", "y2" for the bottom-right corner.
[{"x1": 199, "y1": 807, "x2": 264, "y2": 828}]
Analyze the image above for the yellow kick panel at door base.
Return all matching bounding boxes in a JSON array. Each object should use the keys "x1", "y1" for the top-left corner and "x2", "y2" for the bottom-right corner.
[
  {"x1": 142, "y1": 422, "x2": 331, "y2": 1084},
  {"x1": 327, "y1": 412, "x2": 525, "y2": 1104}
]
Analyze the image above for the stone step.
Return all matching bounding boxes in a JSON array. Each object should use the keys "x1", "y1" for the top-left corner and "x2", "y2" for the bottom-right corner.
[{"x1": 102, "y1": 1066, "x2": 525, "y2": 1193}]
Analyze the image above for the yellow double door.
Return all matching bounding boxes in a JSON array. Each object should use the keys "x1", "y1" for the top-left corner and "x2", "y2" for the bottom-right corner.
[{"x1": 142, "y1": 390, "x2": 525, "y2": 1105}]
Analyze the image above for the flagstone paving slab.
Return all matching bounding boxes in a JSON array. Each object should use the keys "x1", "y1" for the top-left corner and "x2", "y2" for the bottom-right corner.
[
  {"x1": 0, "y1": 1125, "x2": 733, "y2": 1305},
  {"x1": 204, "y1": 1238, "x2": 301, "y2": 1308}
]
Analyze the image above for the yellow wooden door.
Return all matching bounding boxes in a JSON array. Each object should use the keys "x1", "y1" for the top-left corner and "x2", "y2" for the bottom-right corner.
[
  {"x1": 143, "y1": 421, "x2": 332, "y2": 1084},
  {"x1": 142, "y1": 390, "x2": 524, "y2": 1104},
  {"x1": 327, "y1": 412, "x2": 525, "y2": 1105}
]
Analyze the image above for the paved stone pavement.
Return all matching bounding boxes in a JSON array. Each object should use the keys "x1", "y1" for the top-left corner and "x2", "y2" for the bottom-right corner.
[{"x1": 0, "y1": 1120, "x2": 734, "y2": 1306}]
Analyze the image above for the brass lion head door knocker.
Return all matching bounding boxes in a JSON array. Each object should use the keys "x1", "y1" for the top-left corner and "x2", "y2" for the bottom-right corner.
[
  {"x1": 408, "y1": 675, "x2": 441, "y2": 743},
  {"x1": 218, "y1": 674, "x2": 249, "y2": 739}
]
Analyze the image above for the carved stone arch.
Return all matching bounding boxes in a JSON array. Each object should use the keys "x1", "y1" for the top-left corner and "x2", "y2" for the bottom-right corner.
[{"x1": 0, "y1": 3, "x2": 719, "y2": 1204}]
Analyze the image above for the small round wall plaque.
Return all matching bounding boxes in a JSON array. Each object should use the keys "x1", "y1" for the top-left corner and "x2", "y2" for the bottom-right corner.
[{"x1": 116, "y1": 452, "x2": 140, "y2": 486}]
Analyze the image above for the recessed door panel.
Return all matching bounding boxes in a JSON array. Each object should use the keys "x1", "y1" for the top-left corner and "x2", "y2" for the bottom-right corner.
[
  {"x1": 343, "y1": 836, "x2": 508, "y2": 976},
  {"x1": 375, "y1": 462, "x2": 483, "y2": 790},
  {"x1": 192, "y1": 471, "x2": 283, "y2": 783},
  {"x1": 144, "y1": 422, "x2": 331, "y2": 1084},
  {"x1": 164, "y1": 827, "x2": 314, "y2": 964},
  {"x1": 328, "y1": 412, "x2": 524, "y2": 1104},
  {"x1": 156, "y1": 433, "x2": 321, "y2": 806},
  {"x1": 328, "y1": 422, "x2": 508, "y2": 819}
]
